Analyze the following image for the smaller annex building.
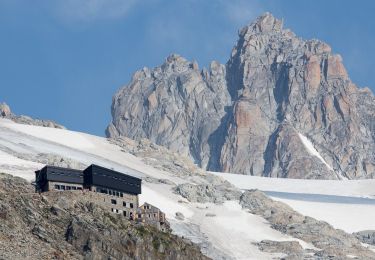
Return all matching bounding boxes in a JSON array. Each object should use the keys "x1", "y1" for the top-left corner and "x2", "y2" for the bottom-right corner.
[{"x1": 136, "y1": 202, "x2": 168, "y2": 231}]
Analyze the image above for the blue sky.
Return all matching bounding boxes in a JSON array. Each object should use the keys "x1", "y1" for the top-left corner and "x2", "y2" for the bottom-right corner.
[{"x1": 1, "y1": 0, "x2": 374, "y2": 136}]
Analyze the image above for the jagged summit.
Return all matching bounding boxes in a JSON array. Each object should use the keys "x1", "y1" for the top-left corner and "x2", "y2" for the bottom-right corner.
[
  {"x1": 107, "y1": 14, "x2": 375, "y2": 180},
  {"x1": 240, "y1": 12, "x2": 283, "y2": 35}
]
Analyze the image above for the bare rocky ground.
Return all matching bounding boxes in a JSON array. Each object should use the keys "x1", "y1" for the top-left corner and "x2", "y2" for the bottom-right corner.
[
  {"x1": 0, "y1": 102, "x2": 65, "y2": 129},
  {"x1": 241, "y1": 190, "x2": 375, "y2": 259},
  {"x1": 0, "y1": 173, "x2": 209, "y2": 260},
  {"x1": 354, "y1": 230, "x2": 375, "y2": 246}
]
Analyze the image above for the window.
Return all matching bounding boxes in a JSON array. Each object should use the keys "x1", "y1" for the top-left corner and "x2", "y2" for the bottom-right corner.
[
  {"x1": 109, "y1": 190, "x2": 112, "y2": 195},
  {"x1": 120, "y1": 193, "x2": 123, "y2": 197},
  {"x1": 77, "y1": 187, "x2": 82, "y2": 190},
  {"x1": 130, "y1": 203, "x2": 134, "y2": 209},
  {"x1": 66, "y1": 186, "x2": 71, "y2": 190},
  {"x1": 111, "y1": 199, "x2": 117, "y2": 205},
  {"x1": 54, "y1": 184, "x2": 60, "y2": 190},
  {"x1": 116, "y1": 192, "x2": 120, "y2": 197},
  {"x1": 72, "y1": 187, "x2": 77, "y2": 190},
  {"x1": 123, "y1": 202, "x2": 126, "y2": 207},
  {"x1": 61, "y1": 185, "x2": 66, "y2": 190},
  {"x1": 123, "y1": 211, "x2": 127, "y2": 217}
]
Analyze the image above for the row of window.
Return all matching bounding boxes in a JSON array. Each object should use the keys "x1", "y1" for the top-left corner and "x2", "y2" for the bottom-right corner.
[
  {"x1": 54, "y1": 184, "x2": 82, "y2": 191},
  {"x1": 110, "y1": 199, "x2": 134, "y2": 208},
  {"x1": 50, "y1": 171, "x2": 83, "y2": 178},
  {"x1": 110, "y1": 209, "x2": 160, "y2": 221},
  {"x1": 96, "y1": 187, "x2": 124, "y2": 197},
  {"x1": 111, "y1": 208, "x2": 134, "y2": 219}
]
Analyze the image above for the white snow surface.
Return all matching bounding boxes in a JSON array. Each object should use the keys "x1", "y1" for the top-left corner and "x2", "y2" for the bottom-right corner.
[
  {"x1": 0, "y1": 118, "x2": 311, "y2": 260},
  {"x1": 212, "y1": 172, "x2": 375, "y2": 233}
]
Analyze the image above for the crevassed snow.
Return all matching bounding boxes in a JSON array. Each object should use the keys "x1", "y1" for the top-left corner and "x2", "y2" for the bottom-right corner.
[
  {"x1": 0, "y1": 118, "x2": 311, "y2": 259},
  {"x1": 297, "y1": 133, "x2": 333, "y2": 171}
]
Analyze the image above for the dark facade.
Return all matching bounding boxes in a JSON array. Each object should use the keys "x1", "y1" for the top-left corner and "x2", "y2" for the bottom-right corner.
[
  {"x1": 35, "y1": 166, "x2": 84, "y2": 192},
  {"x1": 83, "y1": 164, "x2": 141, "y2": 195},
  {"x1": 35, "y1": 164, "x2": 142, "y2": 195}
]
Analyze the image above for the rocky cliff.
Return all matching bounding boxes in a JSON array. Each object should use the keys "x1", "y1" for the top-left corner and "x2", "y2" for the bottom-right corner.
[
  {"x1": 0, "y1": 173, "x2": 208, "y2": 260},
  {"x1": 107, "y1": 13, "x2": 375, "y2": 179}
]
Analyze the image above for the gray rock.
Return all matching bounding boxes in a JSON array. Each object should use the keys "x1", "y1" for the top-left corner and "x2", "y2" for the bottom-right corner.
[
  {"x1": 107, "y1": 13, "x2": 375, "y2": 179},
  {"x1": 240, "y1": 189, "x2": 375, "y2": 259},
  {"x1": 353, "y1": 230, "x2": 375, "y2": 245},
  {"x1": 0, "y1": 103, "x2": 11, "y2": 117},
  {"x1": 0, "y1": 102, "x2": 65, "y2": 129},
  {"x1": 175, "y1": 182, "x2": 242, "y2": 204},
  {"x1": 256, "y1": 240, "x2": 305, "y2": 259},
  {"x1": 175, "y1": 212, "x2": 185, "y2": 221}
]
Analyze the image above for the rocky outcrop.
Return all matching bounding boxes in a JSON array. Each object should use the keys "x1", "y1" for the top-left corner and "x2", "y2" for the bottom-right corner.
[
  {"x1": 256, "y1": 240, "x2": 306, "y2": 259},
  {"x1": 354, "y1": 230, "x2": 375, "y2": 245},
  {"x1": 240, "y1": 190, "x2": 375, "y2": 259},
  {"x1": 174, "y1": 180, "x2": 242, "y2": 204},
  {"x1": 0, "y1": 103, "x2": 11, "y2": 117},
  {"x1": 0, "y1": 102, "x2": 65, "y2": 129},
  {"x1": 0, "y1": 173, "x2": 208, "y2": 260},
  {"x1": 107, "y1": 13, "x2": 375, "y2": 179}
]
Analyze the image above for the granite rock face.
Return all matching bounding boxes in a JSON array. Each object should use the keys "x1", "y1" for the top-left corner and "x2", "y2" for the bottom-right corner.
[{"x1": 108, "y1": 13, "x2": 375, "y2": 179}]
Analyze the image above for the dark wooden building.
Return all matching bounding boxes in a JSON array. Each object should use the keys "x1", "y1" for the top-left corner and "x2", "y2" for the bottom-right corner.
[
  {"x1": 35, "y1": 165, "x2": 84, "y2": 192},
  {"x1": 35, "y1": 164, "x2": 142, "y2": 219},
  {"x1": 83, "y1": 164, "x2": 141, "y2": 195}
]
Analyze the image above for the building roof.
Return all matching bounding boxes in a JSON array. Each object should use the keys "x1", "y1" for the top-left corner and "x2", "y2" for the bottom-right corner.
[
  {"x1": 35, "y1": 165, "x2": 84, "y2": 185},
  {"x1": 35, "y1": 164, "x2": 142, "y2": 194},
  {"x1": 83, "y1": 164, "x2": 142, "y2": 195}
]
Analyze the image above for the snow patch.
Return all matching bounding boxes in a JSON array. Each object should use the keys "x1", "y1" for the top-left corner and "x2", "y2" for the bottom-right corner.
[{"x1": 297, "y1": 133, "x2": 333, "y2": 171}]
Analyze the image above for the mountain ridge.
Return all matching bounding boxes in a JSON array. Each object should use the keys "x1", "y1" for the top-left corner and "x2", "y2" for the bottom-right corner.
[{"x1": 107, "y1": 13, "x2": 375, "y2": 179}]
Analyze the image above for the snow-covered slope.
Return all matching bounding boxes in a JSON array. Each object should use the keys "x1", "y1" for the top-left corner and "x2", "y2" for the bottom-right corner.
[
  {"x1": 0, "y1": 118, "x2": 316, "y2": 259},
  {"x1": 212, "y1": 172, "x2": 375, "y2": 233}
]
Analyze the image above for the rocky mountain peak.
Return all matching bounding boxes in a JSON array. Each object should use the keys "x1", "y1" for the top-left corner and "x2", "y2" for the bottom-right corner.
[
  {"x1": 240, "y1": 12, "x2": 283, "y2": 36},
  {"x1": 107, "y1": 13, "x2": 375, "y2": 180}
]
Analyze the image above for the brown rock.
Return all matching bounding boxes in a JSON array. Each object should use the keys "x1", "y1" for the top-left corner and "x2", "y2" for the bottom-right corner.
[{"x1": 327, "y1": 54, "x2": 348, "y2": 79}]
